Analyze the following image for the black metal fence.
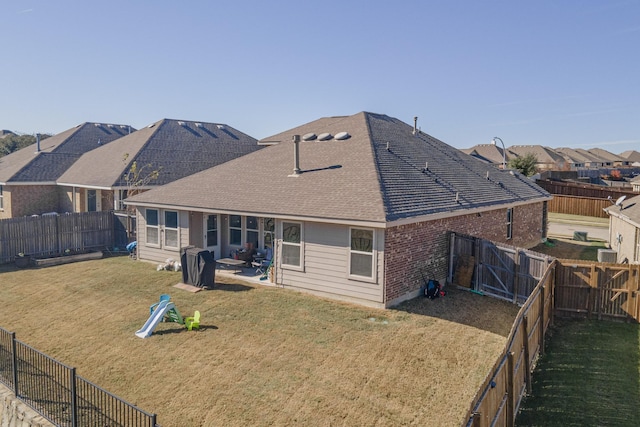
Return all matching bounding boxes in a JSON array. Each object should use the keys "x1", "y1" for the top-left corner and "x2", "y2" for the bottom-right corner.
[{"x1": 0, "y1": 327, "x2": 157, "y2": 427}]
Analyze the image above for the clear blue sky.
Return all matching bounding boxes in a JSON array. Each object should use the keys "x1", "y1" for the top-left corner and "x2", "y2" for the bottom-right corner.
[{"x1": 2, "y1": 0, "x2": 639, "y2": 153}]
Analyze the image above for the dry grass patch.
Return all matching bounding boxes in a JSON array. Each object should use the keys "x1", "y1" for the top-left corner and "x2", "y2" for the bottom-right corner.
[{"x1": 0, "y1": 258, "x2": 519, "y2": 427}]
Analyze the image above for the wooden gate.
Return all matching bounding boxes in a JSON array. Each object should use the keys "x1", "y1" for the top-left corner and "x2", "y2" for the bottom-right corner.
[
  {"x1": 554, "y1": 261, "x2": 640, "y2": 322},
  {"x1": 449, "y1": 233, "x2": 553, "y2": 305}
]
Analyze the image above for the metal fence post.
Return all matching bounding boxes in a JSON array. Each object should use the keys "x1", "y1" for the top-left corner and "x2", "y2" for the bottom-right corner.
[
  {"x1": 10, "y1": 332, "x2": 18, "y2": 396},
  {"x1": 70, "y1": 367, "x2": 78, "y2": 427}
]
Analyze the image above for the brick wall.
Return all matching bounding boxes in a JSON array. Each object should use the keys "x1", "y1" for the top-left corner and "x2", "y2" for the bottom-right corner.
[
  {"x1": 384, "y1": 202, "x2": 546, "y2": 305},
  {"x1": 4, "y1": 185, "x2": 62, "y2": 217}
]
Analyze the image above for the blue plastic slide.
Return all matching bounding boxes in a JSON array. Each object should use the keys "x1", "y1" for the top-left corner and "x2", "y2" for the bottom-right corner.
[{"x1": 135, "y1": 300, "x2": 175, "y2": 338}]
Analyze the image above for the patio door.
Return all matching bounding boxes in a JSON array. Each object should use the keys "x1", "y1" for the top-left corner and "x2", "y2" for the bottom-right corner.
[{"x1": 204, "y1": 214, "x2": 220, "y2": 258}]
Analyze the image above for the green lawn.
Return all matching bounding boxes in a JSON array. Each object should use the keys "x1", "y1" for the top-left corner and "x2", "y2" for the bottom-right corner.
[{"x1": 516, "y1": 319, "x2": 640, "y2": 426}]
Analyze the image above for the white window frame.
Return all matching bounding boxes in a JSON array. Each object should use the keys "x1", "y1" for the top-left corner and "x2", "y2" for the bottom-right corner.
[
  {"x1": 163, "y1": 210, "x2": 179, "y2": 249},
  {"x1": 281, "y1": 221, "x2": 303, "y2": 270},
  {"x1": 506, "y1": 208, "x2": 513, "y2": 240},
  {"x1": 246, "y1": 216, "x2": 259, "y2": 249},
  {"x1": 229, "y1": 214, "x2": 242, "y2": 246},
  {"x1": 348, "y1": 227, "x2": 376, "y2": 282},
  {"x1": 0, "y1": 185, "x2": 3, "y2": 210},
  {"x1": 145, "y1": 208, "x2": 160, "y2": 247}
]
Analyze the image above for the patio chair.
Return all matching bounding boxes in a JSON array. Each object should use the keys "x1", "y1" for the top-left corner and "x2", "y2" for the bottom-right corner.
[
  {"x1": 184, "y1": 310, "x2": 200, "y2": 331},
  {"x1": 251, "y1": 247, "x2": 272, "y2": 275}
]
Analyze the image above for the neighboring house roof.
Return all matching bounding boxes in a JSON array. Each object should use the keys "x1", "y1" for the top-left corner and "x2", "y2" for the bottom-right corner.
[
  {"x1": 0, "y1": 123, "x2": 132, "y2": 184},
  {"x1": 507, "y1": 145, "x2": 565, "y2": 165},
  {"x1": 555, "y1": 147, "x2": 607, "y2": 165},
  {"x1": 461, "y1": 144, "x2": 515, "y2": 165},
  {"x1": 619, "y1": 150, "x2": 640, "y2": 163},
  {"x1": 604, "y1": 194, "x2": 640, "y2": 228},
  {"x1": 126, "y1": 112, "x2": 550, "y2": 224},
  {"x1": 58, "y1": 119, "x2": 261, "y2": 189},
  {"x1": 587, "y1": 148, "x2": 625, "y2": 163},
  {"x1": 0, "y1": 130, "x2": 16, "y2": 138}
]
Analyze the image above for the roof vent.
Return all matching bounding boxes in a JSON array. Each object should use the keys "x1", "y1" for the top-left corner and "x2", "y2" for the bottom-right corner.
[
  {"x1": 195, "y1": 122, "x2": 203, "y2": 128},
  {"x1": 178, "y1": 121, "x2": 186, "y2": 126},
  {"x1": 107, "y1": 124, "x2": 114, "y2": 128},
  {"x1": 147, "y1": 123, "x2": 156, "y2": 128},
  {"x1": 317, "y1": 133, "x2": 332, "y2": 141},
  {"x1": 94, "y1": 123, "x2": 102, "y2": 127},
  {"x1": 334, "y1": 131, "x2": 350, "y2": 140},
  {"x1": 216, "y1": 124, "x2": 225, "y2": 130},
  {"x1": 302, "y1": 132, "x2": 317, "y2": 141}
]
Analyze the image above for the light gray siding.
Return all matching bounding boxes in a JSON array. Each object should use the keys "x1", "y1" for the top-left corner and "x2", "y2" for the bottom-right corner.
[
  {"x1": 136, "y1": 209, "x2": 191, "y2": 263},
  {"x1": 609, "y1": 216, "x2": 638, "y2": 263},
  {"x1": 274, "y1": 221, "x2": 385, "y2": 306}
]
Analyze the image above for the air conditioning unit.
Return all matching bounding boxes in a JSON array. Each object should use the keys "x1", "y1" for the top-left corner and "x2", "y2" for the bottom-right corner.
[{"x1": 597, "y1": 249, "x2": 617, "y2": 263}]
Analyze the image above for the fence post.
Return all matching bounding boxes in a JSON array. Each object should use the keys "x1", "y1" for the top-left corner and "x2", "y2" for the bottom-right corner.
[
  {"x1": 151, "y1": 413, "x2": 157, "y2": 427},
  {"x1": 10, "y1": 332, "x2": 18, "y2": 396},
  {"x1": 513, "y1": 249, "x2": 520, "y2": 304},
  {"x1": 70, "y1": 367, "x2": 78, "y2": 427},
  {"x1": 522, "y1": 316, "x2": 532, "y2": 394},
  {"x1": 471, "y1": 412, "x2": 482, "y2": 427},
  {"x1": 506, "y1": 351, "x2": 515, "y2": 427},
  {"x1": 539, "y1": 286, "x2": 545, "y2": 355}
]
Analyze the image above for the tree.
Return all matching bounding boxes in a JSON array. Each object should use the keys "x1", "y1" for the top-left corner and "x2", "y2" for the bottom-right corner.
[
  {"x1": 508, "y1": 153, "x2": 538, "y2": 176},
  {"x1": 120, "y1": 153, "x2": 162, "y2": 212},
  {"x1": 0, "y1": 133, "x2": 52, "y2": 157}
]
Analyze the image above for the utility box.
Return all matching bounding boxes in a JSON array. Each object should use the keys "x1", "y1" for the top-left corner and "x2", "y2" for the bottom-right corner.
[
  {"x1": 597, "y1": 249, "x2": 617, "y2": 263},
  {"x1": 573, "y1": 231, "x2": 588, "y2": 241}
]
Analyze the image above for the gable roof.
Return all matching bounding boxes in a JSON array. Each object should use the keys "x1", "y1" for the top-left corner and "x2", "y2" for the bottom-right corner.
[
  {"x1": 555, "y1": 147, "x2": 602, "y2": 165},
  {"x1": 507, "y1": 145, "x2": 565, "y2": 165},
  {"x1": 126, "y1": 112, "x2": 550, "y2": 224},
  {"x1": 461, "y1": 144, "x2": 516, "y2": 165},
  {"x1": 604, "y1": 194, "x2": 640, "y2": 227},
  {"x1": 58, "y1": 119, "x2": 262, "y2": 189},
  {"x1": 619, "y1": 150, "x2": 640, "y2": 163},
  {"x1": 0, "y1": 123, "x2": 132, "y2": 184},
  {"x1": 587, "y1": 148, "x2": 625, "y2": 163}
]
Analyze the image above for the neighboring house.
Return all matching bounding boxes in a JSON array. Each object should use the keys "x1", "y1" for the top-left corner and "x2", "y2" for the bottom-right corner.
[
  {"x1": 631, "y1": 176, "x2": 640, "y2": 192},
  {"x1": 0, "y1": 123, "x2": 132, "y2": 219},
  {"x1": 507, "y1": 145, "x2": 566, "y2": 171},
  {"x1": 620, "y1": 150, "x2": 640, "y2": 166},
  {"x1": 604, "y1": 194, "x2": 640, "y2": 264},
  {"x1": 0, "y1": 130, "x2": 16, "y2": 139},
  {"x1": 461, "y1": 144, "x2": 516, "y2": 169},
  {"x1": 126, "y1": 112, "x2": 551, "y2": 308},
  {"x1": 587, "y1": 148, "x2": 627, "y2": 167},
  {"x1": 57, "y1": 119, "x2": 262, "y2": 213}
]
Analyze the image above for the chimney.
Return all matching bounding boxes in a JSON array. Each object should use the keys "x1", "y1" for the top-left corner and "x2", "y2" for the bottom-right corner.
[
  {"x1": 413, "y1": 116, "x2": 418, "y2": 135},
  {"x1": 289, "y1": 135, "x2": 301, "y2": 177},
  {"x1": 36, "y1": 133, "x2": 41, "y2": 153}
]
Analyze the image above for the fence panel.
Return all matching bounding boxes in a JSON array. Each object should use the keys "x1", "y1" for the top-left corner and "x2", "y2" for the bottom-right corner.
[
  {"x1": 0, "y1": 211, "x2": 116, "y2": 264},
  {"x1": 0, "y1": 327, "x2": 158, "y2": 427},
  {"x1": 554, "y1": 261, "x2": 640, "y2": 322}
]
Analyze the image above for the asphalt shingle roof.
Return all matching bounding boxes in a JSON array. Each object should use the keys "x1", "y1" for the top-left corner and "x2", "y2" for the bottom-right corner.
[
  {"x1": 604, "y1": 194, "x2": 640, "y2": 225},
  {"x1": 126, "y1": 112, "x2": 550, "y2": 223},
  {"x1": 58, "y1": 119, "x2": 262, "y2": 188},
  {"x1": 620, "y1": 150, "x2": 640, "y2": 163},
  {"x1": 0, "y1": 123, "x2": 132, "y2": 183},
  {"x1": 507, "y1": 145, "x2": 565, "y2": 164}
]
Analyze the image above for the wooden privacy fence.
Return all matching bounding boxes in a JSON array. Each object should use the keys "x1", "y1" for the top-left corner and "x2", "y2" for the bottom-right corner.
[
  {"x1": 463, "y1": 260, "x2": 555, "y2": 427},
  {"x1": 453, "y1": 233, "x2": 640, "y2": 426},
  {"x1": 547, "y1": 194, "x2": 612, "y2": 218},
  {"x1": 554, "y1": 260, "x2": 640, "y2": 322},
  {"x1": 0, "y1": 211, "x2": 114, "y2": 264},
  {"x1": 449, "y1": 233, "x2": 553, "y2": 305}
]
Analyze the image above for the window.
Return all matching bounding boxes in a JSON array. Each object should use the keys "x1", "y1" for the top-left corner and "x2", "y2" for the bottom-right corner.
[
  {"x1": 246, "y1": 216, "x2": 259, "y2": 249},
  {"x1": 116, "y1": 190, "x2": 128, "y2": 211},
  {"x1": 506, "y1": 208, "x2": 513, "y2": 240},
  {"x1": 263, "y1": 217, "x2": 275, "y2": 250},
  {"x1": 87, "y1": 190, "x2": 97, "y2": 212},
  {"x1": 282, "y1": 222, "x2": 302, "y2": 267},
  {"x1": 206, "y1": 215, "x2": 217, "y2": 247},
  {"x1": 349, "y1": 228, "x2": 374, "y2": 278},
  {"x1": 164, "y1": 210, "x2": 179, "y2": 248},
  {"x1": 146, "y1": 209, "x2": 159, "y2": 245},
  {"x1": 229, "y1": 215, "x2": 242, "y2": 246},
  {"x1": 0, "y1": 185, "x2": 3, "y2": 210}
]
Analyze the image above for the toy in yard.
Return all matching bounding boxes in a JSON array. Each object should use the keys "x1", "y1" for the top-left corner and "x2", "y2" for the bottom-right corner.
[
  {"x1": 135, "y1": 295, "x2": 184, "y2": 338},
  {"x1": 184, "y1": 310, "x2": 200, "y2": 331},
  {"x1": 420, "y1": 269, "x2": 446, "y2": 300}
]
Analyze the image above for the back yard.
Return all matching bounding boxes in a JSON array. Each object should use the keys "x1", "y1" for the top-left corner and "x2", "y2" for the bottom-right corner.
[{"x1": 0, "y1": 257, "x2": 519, "y2": 427}]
